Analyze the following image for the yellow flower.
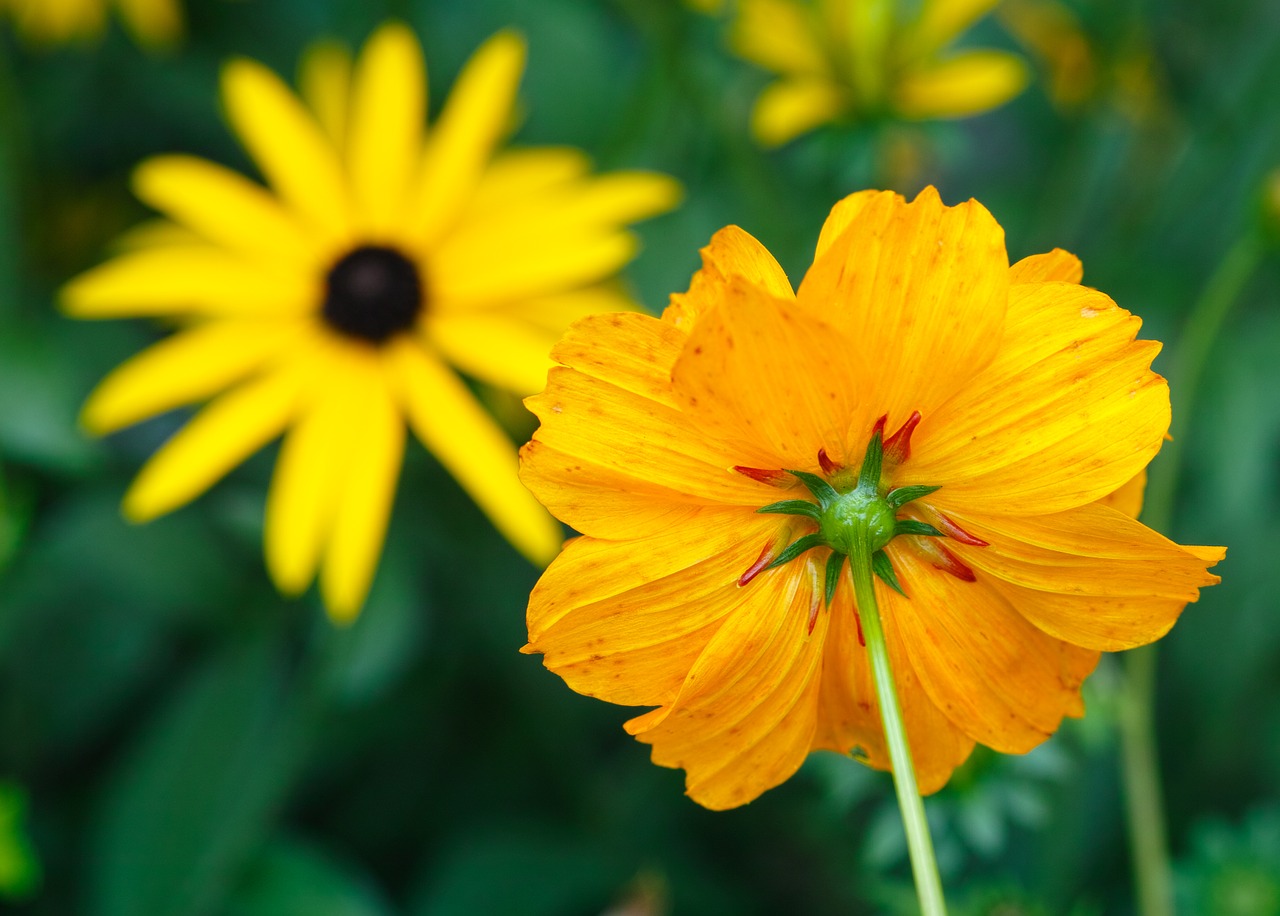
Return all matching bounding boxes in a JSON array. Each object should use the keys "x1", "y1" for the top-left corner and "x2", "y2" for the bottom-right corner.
[
  {"x1": 63, "y1": 22, "x2": 679, "y2": 622},
  {"x1": 727, "y1": 0, "x2": 1031, "y2": 146},
  {"x1": 521, "y1": 187, "x2": 1223, "y2": 810},
  {"x1": 4, "y1": 0, "x2": 180, "y2": 48}
]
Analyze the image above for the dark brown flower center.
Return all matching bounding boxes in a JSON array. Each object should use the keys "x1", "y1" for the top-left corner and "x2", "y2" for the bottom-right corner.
[{"x1": 322, "y1": 245, "x2": 424, "y2": 343}]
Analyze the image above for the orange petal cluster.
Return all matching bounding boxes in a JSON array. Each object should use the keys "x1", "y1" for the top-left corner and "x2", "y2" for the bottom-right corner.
[{"x1": 521, "y1": 187, "x2": 1223, "y2": 810}]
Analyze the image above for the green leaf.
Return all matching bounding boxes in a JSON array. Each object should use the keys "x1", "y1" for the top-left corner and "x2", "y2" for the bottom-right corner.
[
  {"x1": 0, "y1": 782, "x2": 40, "y2": 901},
  {"x1": 786, "y1": 470, "x2": 839, "y2": 507},
  {"x1": 763, "y1": 533, "x2": 826, "y2": 570},
  {"x1": 755, "y1": 499, "x2": 821, "y2": 520},
  {"x1": 886, "y1": 485, "x2": 941, "y2": 509},
  {"x1": 857, "y1": 426, "x2": 884, "y2": 489},
  {"x1": 89, "y1": 629, "x2": 318, "y2": 916},
  {"x1": 824, "y1": 551, "x2": 845, "y2": 606},
  {"x1": 872, "y1": 550, "x2": 906, "y2": 596},
  {"x1": 225, "y1": 836, "x2": 391, "y2": 916},
  {"x1": 894, "y1": 520, "x2": 944, "y2": 538}
]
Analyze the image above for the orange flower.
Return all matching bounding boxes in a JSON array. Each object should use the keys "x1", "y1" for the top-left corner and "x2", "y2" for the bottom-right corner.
[{"x1": 521, "y1": 187, "x2": 1223, "y2": 810}]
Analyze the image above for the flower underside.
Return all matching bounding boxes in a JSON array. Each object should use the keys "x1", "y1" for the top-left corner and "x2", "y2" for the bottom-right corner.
[
  {"x1": 737, "y1": 411, "x2": 989, "y2": 630},
  {"x1": 322, "y1": 244, "x2": 424, "y2": 343}
]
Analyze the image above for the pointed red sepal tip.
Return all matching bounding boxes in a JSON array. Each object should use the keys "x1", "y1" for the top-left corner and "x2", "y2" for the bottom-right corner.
[
  {"x1": 870, "y1": 414, "x2": 888, "y2": 441},
  {"x1": 937, "y1": 514, "x2": 989, "y2": 547},
  {"x1": 817, "y1": 448, "x2": 840, "y2": 476},
  {"x1": 738, "y1": 540, "x2": 774, "y2": 587},
  {"x1": 854, "y1": 612, "x2": 865, "y2": 647},
  {"x1": 733, "y1": 465, "x2": 789, "y2": 487},
  {"x1": 884, "y1": 410, "x2": 922, "y2": 465},
  {"x1": 807, "y1": 597, "x2": 821, "y2": 635},
  {"x1": 930, "y1": 544, "x2": 977, "y2": 582}
]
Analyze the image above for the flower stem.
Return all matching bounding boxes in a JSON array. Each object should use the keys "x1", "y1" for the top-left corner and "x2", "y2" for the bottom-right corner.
[
  {"x1": 849, "y1": 544, "x2": 947, "y2": 916},
  {"x1": 1120, "y1": 232, "x2": 1264, "y2": 916}
]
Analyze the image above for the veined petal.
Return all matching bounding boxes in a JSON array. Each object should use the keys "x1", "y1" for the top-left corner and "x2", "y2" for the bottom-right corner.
[
  {"x1": 299, "y1": 40, "x2": 353, "y2": 146},
  {"x1": 730, "y1": 0, "x2": 830, "y2": 76},
  {"x1": 1097, "y1": 469, "x2": 1145, "y2": 518},
  {"x1": 913, "y1": 282, "x2": 1168, "y2": 514},
  {"x1": 406, "y1": 31, "x2": 524, "y2": 248},
  {"x1": 427, "y1": 312, "x2": 558, "y2": 395},
  {"x1": 320, "y1": 374, "x2": 405, "y2": 622},
  {"x1": 122, "y1": 367, "x2": 302, "y2": 521},
  {"x1": 883, "y1": 547, "x2": 1101, "y2": 753},
  {"x1": 387, "y1": 337, "x2": 560, "y2": 565},
  {"x1": 797, "y1": 187, "x2": 1009, "y2": 423},
  {"x1": 549, "y1": 311, "x2": 686, "y2": 405},
  {"x1": 750, "y1": 78, "x2": 847, "y2": 147},
  {"x1": 894, "y1": 51, "x2": 1030, "y2": 119},
  {"x1": 82, "y1": 317, "x2": 306, "y2": 434},
  {"x1": 904, "y1": 0, "x2": 1003, "y2": 59},
  {"x1": 944, "y1": 503, "x2": 1224, "y2": 651},
  {"x1": 672, "y1": 278, "x2": 866, "y2": 467},
  {"x1": 221, "y1": 57, "x2": 354, "y2": 244},
  {"x1": 1010, "y1": 248, "x2": 1083, "y2": 284},
  {"x1": 132, "y1": 155, "x2": 318, "y2": 266},
  {"x1": 664, "y1": 224, "x2": 794, "y2": 331},
  {"x1": 626, "y1": 557, "x2": 827, "y2": 810},
  {"x1": 115, "y1": 0, "x2": 181, "y2": 48},
  {"x1": 264, "y1": 344, "x2": 378, "y2": 597},
  {"x1": 61, "y1": 246, "x2": 314, "y2": 318},
  {"x1": 346, "y1": 23, "x2": 426, "y2": 237},
  {"x1": 526, "y1": 508, "x2": 779, "y2": 707},
  {"x1": 812, "y1": 189, "x2": 884, "y2": 260}
]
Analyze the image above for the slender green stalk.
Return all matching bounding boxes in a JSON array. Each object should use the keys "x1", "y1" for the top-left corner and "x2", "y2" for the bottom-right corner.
[
  {"x1": 1120, "y1": 233, "x2": 1264, "y2": 916},
  {"x1": 849, "y1": 540, "x2": 947, "y2": 916}
]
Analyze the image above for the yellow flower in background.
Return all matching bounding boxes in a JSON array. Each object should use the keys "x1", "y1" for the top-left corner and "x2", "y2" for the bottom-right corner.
[
  {"x1": 3, "y1": 0, "x2": 180, "y2": 48},
  {"x1": 521, "y1": 187, "x2": 1223, "y2": 810},
  {"x1": 727, "y1": 0, "x2": 1030, "y2": 146},
  {"x1": 63, "y1": 22, "x2": 679, "y2": 621}
]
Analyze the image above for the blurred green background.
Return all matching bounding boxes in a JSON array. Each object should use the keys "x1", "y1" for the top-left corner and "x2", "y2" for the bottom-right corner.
[{"x1": 1, "y1": 0, "x2": 1279, "y2": 914}]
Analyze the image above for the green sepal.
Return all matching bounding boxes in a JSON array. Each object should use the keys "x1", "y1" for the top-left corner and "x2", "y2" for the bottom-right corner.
[
  {"x1": 763, "y1": 533, "x2": 826, "y2": 571},
  {"x1": 824, "y1": 551, "x2": 845, "y2": 606},
  {"x1": 858, "y1": 428, "x2": 884, "y2": 489},
  {"x1": 786, "y1": 470, "x2": 839, "y2": 507},
  {"x1": 886, "y1": 484, "x2": 941, "y2": 509},
  {"x1": 756, "y1": 499, "x2": 822, "y2": 520},
  {"x1": 894, "y1": 520, "x2": 944, "y2": 538},
  {"x1": 872, "y1": 550, "x2": 907, "y2": 596}
]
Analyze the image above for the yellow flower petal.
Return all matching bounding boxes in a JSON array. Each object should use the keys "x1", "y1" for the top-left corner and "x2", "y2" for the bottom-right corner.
[
  {"x1": 320, "y1": 373, "x2": 405, "y2": 621},
  {"x1": 81, "y1": 318, "x2": 304, "y2": 434},
  {"x1": 346, "y1": 22, "x2": 426, "y2": 237},
  {"x1": 387, "y1": 337, "x2": 559, "y2": 565},
  {"x1": 466, "y1": 148, "x2": 592, "y2": 212},
  {"x1": 221, "y1": 57, "x2": 354, "y2": 245},
  {"x1": 730, "y1": 0, "x2": 831, "y2": 76},
  {"x1": 750, "y1": 77, "x2": 847, "y2": 147},
  {"x1": 883, "y1": 548, "x2": 1100, "y2": 753},
  {"x1": 114, "y1": 0, "x2": 180, "y2": 48},
  {"x1": 905, "y1": 0, "x2": 1002, "y2": 59},
  {"x1": 1009, "y1": 247, "x2": 1083, "y2": 284},
  {"x1": 526, "y1": 507, "x2": 780, "y2": 708},
  {"x1": 427, "y1": 313, "x2": 558, "y2": 395},
  {"x1": 797, "y1": 186, "x2": 1009, "y2": 424},
  {"x1": 945, "y1": 503, "x2": 1224, "y2": 651},
  {"x1": 407, "y1": 30, "x2": 525, "y2": 248},
  {"x1": 132, "y1": 155, "x2": 318, "y2": 266},
  {"x1": 264, "y1": 346, "x2": 376, "y2": 597},
  {"x1": 664, "y1": 224, "x2": 794, "y2": 330},
  {"x1": 894, "y1": 50, "x2": 1030, "y2": 119},
  {"x1": 914, "y1": 282, "x2": 1168, "y2": 514},
  {"x1": 1097, "y1": 468, "x2": 1146, "y2": 518},
  {"x1": 505, "y1": 286, "x2": 634, "y2": 335},
  {"x1": 61, "y1": 246, "x2": 314, "y2": 318},
  {"x1": 627, "y1": 557, "x2": 827, "y2": 810},
  {"x1": 123, "y1": 368, "x2": 302, "y2": 521},
  {"x1": 299, "y1": 40, "x2": 353, "y2": 148}
]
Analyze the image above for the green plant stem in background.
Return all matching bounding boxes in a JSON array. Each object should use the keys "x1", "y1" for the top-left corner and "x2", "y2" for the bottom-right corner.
[
  {"x1": 849, "y1": 548, "x2": 947, "y2": 916},
  {"x1": 1121, "y1": 232, "x2": 1265, "y2": 916}
]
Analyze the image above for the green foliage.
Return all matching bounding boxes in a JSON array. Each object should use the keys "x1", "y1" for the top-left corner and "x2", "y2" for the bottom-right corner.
[{"x1": 0, "y1": 0, "x2": 1277, "y2": 914}]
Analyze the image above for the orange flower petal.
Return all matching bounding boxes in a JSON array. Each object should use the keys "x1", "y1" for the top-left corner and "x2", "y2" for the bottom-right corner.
[
  {"x1": 796, "y1": 187, "x2": 1009, "y2": 424},
  {"x1": 625, "y1": 557, "x2": 827, "y2": 810},
  {"x1": 943, "y1": 503, "x2": 1223, "y2": 651},
  {"x1": 1009, "y1": 248, "x2": 1083, "y2": 284},
  {"x1": 913, "y1": 282, "x2": 1168, "y2": 515},
  {"x1": 883, "y1": 547, "x2": 1100, "y2": 753},
  {"x1": 526, "y1": 507, "x2": 779, "y2": 708},
  {"x1": 663, "y1": 224, "x2": 793, "y2": 331}
]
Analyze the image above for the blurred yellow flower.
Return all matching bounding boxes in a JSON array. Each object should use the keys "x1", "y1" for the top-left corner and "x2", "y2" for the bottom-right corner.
[
  {"x1": 63, "y1": 22, "x2": 679, "y2": 621},
  {"x1": 3, "y1": 0, "x2": 180, "y2": 48},
  {"x1": 727, "y1": 0, "x2": 1030, "y2": 146},
  {"x1": 521, "y1": 188, "x2": 1222, "y2": 809}
]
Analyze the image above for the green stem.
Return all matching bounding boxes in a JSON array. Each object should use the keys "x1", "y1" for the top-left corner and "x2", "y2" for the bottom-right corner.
[
  {"x1": 849, "y1": 543, "x2": 947, "y2": 916},
  {"x1": 1120, "y1": 232, "x2": 1263, "y2": 916}
]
